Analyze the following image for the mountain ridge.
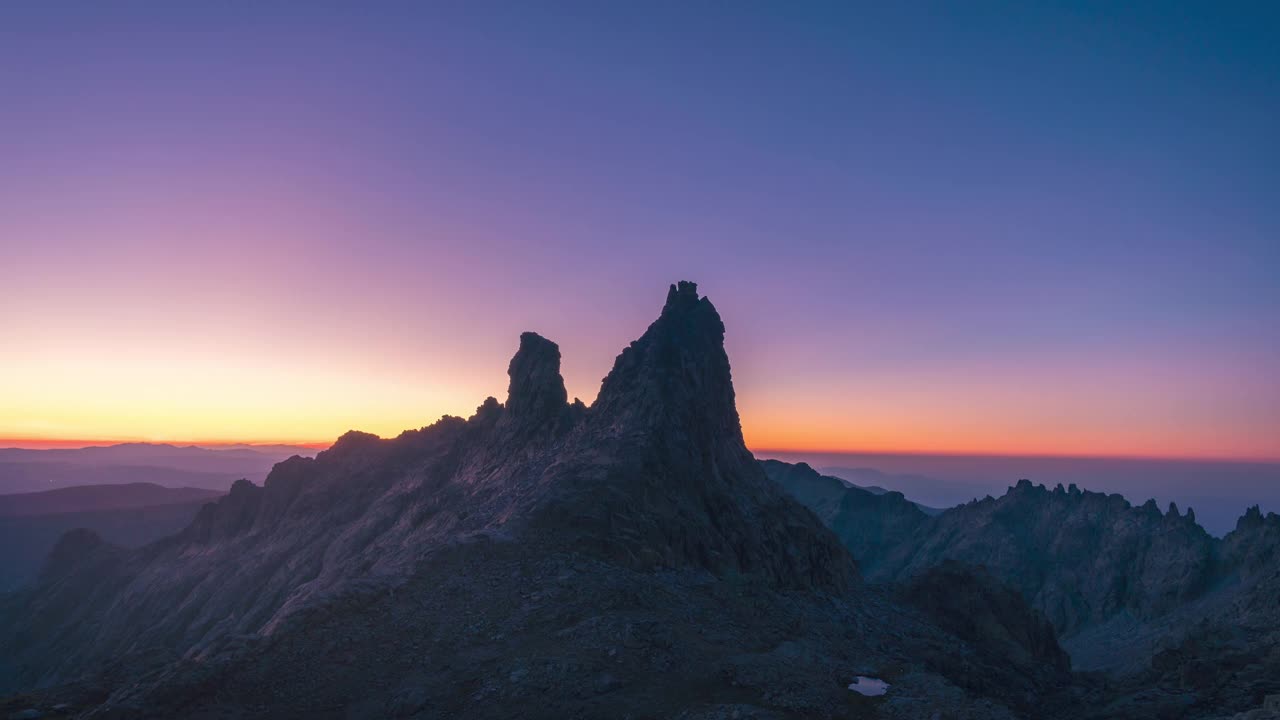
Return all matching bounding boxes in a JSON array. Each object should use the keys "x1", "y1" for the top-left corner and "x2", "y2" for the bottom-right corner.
[
  {"x1": 0, "y1": 484, "x2": 224, "y2": 518},
  {"x1": 6, "y1": 283, "x2": 943, "y2": 719},
  {"x1": 764, "y1": 460, "x2": 1280, "y2": 715}
]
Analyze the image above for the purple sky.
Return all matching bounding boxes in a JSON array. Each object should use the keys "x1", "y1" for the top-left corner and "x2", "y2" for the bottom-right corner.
[{"x1": 1, "y1": 3, "x2": 1277, "y2": 458}]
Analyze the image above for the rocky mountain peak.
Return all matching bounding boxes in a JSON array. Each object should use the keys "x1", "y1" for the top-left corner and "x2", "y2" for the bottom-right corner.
[
  {"x1": 526, "y1": 282, "x2": 856, "y2": 591},
  {"x1": 593, "y1": 281, "x2": 740, "y2": 443},
  {"x1": 663, "y1": 279, "x2": 702, "y2": 310},
  {"x1": 505, "y1": 332, "x2": 568, "y2": 423},
  {"x1": 327, "y1": 430, "x2": 382, "y2": 455},
  {"x1": 1237, "y1": 504, "x2": 1269, "y2": 532}
]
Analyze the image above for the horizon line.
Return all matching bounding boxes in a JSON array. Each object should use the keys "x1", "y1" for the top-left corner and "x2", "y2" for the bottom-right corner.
[
  {"x1": 2, "y1": 436, "x2": 1277, "y2": 464},
  {"x1": 751, "y1": 447, "x2": 1280, "y2": 465}
]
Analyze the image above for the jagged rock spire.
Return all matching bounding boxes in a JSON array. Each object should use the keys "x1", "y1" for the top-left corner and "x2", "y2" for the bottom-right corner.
[
  {"x1": 593, "y1": 281, "x2": 742, "y2": 442},
  {"x1": 505, "y1": 332, "x2": 568, "y2": 423},
  {"x1": 536, "y1": 281, "x2": 856, "y2": 591},
  {"x1": 1237, "y1": 504, "x2": 1266, "y2": 531}
]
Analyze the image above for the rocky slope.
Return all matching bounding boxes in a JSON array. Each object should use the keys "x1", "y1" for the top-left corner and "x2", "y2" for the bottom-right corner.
[
  {"x1": 1084, "y1": 510, "x2": 1280, "y2": 718},
  {"x1": 892, "y1": 480, "x2": 1220, "y2": 641},
  {"x1": 766, "y1": 461, "x2": 1280, "y2": 717},
  {"x1": 0, "y1": 283, "x2": 1080, "y2": 719},
  {"x1": 757, "y1": 460, "x2": 930, "y2": 578}
]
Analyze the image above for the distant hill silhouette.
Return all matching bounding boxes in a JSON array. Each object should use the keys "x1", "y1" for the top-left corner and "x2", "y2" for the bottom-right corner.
[
  {"x1": 0, "y1": 483, "x2": 225, "y2": 591},
  {"x1": 0, "y1": 483, "x2": 223, "y2": 517},
  {"x1": 0, "y1": 443, "x2": 315, "y2": 494}
]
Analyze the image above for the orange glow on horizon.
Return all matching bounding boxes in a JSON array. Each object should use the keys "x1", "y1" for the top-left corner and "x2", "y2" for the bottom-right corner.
[
  {"x1": 3, "y1": 425, "x2": 1276, "y2": 462},
  {"x1": 0, "y1": 436, "x2": 334, "y2": 451},
  {"x1": 2, "y1": 307, "x2": 1275, "y2": 463},
  {"x1": 739, "y1": 421, "x2": 1280, "y2": 464}
]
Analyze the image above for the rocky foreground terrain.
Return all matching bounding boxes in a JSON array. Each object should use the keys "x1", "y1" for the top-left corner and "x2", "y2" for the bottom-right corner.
[
  {"x1": 1, "y1": 282, "x2": 1276, "y2": 719},
  {"x1": 764, "y1": 460, "x2": 1280, "y2": 718}
]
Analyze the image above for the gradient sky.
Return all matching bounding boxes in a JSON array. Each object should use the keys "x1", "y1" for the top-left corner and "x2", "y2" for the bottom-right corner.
[{"x1": 2, "y1": 3, "x2": 1277, "y2": 459}]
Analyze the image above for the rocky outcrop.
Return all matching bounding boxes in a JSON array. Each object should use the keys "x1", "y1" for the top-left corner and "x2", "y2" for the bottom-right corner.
[
  {"x1": 1222, "y1": 505, "x2": 1280, "y2": 573},
  {"x1": 899, "y1": 562, "x2": 1071, "y2": 677},
  {"x1": 592, "y1": 281, "x2": 739, "y2": 437},
  {"x1": 500, "y1": 332, "x2": 573, "y2": 436},
  {"x1": 897, "y1": 561, "x2": 1072, "y2": 717}
]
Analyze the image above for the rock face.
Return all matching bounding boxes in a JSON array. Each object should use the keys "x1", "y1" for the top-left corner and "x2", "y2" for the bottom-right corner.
[
  {"x1": 901, "y1": 562, "x2": 1070, "y2": 675},
  {"x1": 502, "y1": 332, "x2": 571, "y2": 431},
  {"x1": 897, "y1": 561, "x2": 1072, "y2": 714},
  {"x1": 1, "y1": 282, "x2": 1063, "y2": 719},
  {"x1": 1108, "y1": 511, "x2": 1280, "y2": 718}
]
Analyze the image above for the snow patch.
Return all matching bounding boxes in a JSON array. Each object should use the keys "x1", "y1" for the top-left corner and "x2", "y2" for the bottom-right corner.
[{"x1": 848, "y1": 676, "x2": 889, "y2": 696}]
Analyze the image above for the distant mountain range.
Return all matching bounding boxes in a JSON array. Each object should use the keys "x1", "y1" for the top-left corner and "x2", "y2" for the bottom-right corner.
[
  {"x1": 0, "y1": 483, "x2": 223, "y2": 517},
  {"x1": 0, "y1": 443, "x2": 316, "y2": 494},
  {"x1": 0, "y1": 443, "x2": 310, "y2": 592},
  {"x1": 806, "y1": 466, "x2": 944, "y2": 515},
  {"x1": 759, "y1": 451, "x2": 1280, "y2": 537}
]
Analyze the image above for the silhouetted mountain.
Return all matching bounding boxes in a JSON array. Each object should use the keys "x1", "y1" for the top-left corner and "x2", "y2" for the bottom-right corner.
[
  {"x1": 0, "y1": 444, "x2": 315, "y2": 494},
  {"x1": 0, "y1": 463, "x2": 242, "y2": 495},
  {"x1": 0, "y1": 283, "x2": 1093, "y2": 719},
  {"x1": 0, "y1": 484, "x2": 222, "y2": 517}
]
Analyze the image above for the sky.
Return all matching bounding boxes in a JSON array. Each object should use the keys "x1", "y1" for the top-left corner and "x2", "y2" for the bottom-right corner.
[{"x1": 1, "y1": 2, "x2": 1277, "y2": 459}]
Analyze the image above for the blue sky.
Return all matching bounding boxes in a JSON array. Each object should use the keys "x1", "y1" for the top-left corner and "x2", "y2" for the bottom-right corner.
[{"x1": 1, "y1": 2, "x2": 1276, "y2": 457}]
